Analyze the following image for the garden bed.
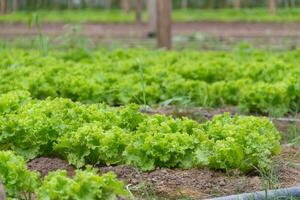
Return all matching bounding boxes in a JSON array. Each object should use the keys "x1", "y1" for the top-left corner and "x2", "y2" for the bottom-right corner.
[{"x1": 27, "y1": 147, "x2": 300, "y2": 199}]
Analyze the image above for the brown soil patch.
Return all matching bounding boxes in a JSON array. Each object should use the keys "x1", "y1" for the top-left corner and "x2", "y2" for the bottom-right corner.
[
  {"x1": 27, "y1": 147, "x2": 300, "y2": 199},
  {"x1": 99, "y1": 166, "x2": 261, "y2": 199},
  {"x1": 277, "y1": 147, "x2": 300, "y2": 189},
  {"x1": 27, "y1": 157, "x2": 75, "y2": 177},
  {"x1": 2, "y1": 22, "x2": 300, "y2": 38}
]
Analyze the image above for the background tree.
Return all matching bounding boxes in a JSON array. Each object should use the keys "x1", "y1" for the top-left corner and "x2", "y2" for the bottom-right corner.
[
  {"x1": 234, "y1": 0, "x2": 241, "y2": 9},
  {"x1": 135, "y1": 0, "x2": 142, "y2": 24},
  {"x1": 269, "y1": 0, "x2": 277, "y2": 15},
  {"x1": 13, "y1": 0, "x2": 18, "y2": 12},
  {"x1": 147, "y1": 0, "x2": 157, "y2": 35},
  {"x1": 157, "y1": 0, "x2": 172, "y2": 49},
  {"x1": 121, "y1": 0, "x2": 130, "y2": 14},
  {"x1": 0, "y1": 0, "x2": 7, "y2": 14}
]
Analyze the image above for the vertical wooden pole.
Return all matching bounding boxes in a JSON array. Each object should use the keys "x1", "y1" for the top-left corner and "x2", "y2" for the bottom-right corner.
[
  {"x1": 157, "y1": 0, "x2": 172, "y2": 49},
  {"x1": 234, "y1": 0, "x2": 241, "y2": 9},
  {"x1": 147, "y1": 0, "x2": 157, "y2": 35},
  {"x1": 0, "y1": 0, "x2": 7, "y2": 14},
  {"x1": 13, "y1": 0, "x2": 18, "y2": 12},
  {"x1": 269, "y1": 0, "x2": 276, "y2": 15},
  {"x1": 121, "y1": 0, "x2": 130, "y2": 14},
  {"x1": 135, "y1": 0, "x2": 142, "y2": 24}
]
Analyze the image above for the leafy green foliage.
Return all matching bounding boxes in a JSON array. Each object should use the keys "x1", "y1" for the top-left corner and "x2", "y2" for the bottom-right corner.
[
  {"x1": 1, "y1": 48, "x2": 300, "y2": 116},
  {"x1": 37, "y1": 167, "x2": 129, "y2": 200},
  {"x1": 0, "y1": 90, "x2": 31, "y2": 114},
  {"x1": 3, "y1": 8, "x2": 300, "y2": 23},
  {"x1": 0, "y1": 151, "x2": 40, "y2": 199},
  {"x1": 55, "y1": 123, "x2": 129, "y2": 168},
  {"x1": 195, "y1": 114, "x2": 281, "y2": 172},
  {"x1": 239, "y1": 82, "x2": 290, "y2": 117},
  {"x1": 0, "y1": 91, "x2": 281, "y2": 173},
  {"x1": 0, "y1": 151, "x2": 128, "y2": 200},
  {"x1": 125, "y1": 115, "x2": 201, "y2": 171},
  {"x1": 0, "y1": 97, "x2": 91, "y2": 160}
]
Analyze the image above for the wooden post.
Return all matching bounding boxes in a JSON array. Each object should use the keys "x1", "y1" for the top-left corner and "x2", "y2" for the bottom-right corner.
[
  {"x1": 121, "y1": 0, "x2": 130, "y2": 14},
  {"x1": 0, "y1": 0, "x2": 7, "y2": 14},
  {"x1": 135, "y1": 0, "x2": 142, "y2": 24},
  {"x1": 13, "y1": 0, "x2": 18, "y2": 12},
  {"x1": 147, "y1": 0, "x2": 157, "y2": 36},
  {"x1": 157, "y1": 0, "x2": 172, "y2": 49},
  {"x1": 234, "y1": 0, "x2": 241, "y2": 9},
  {"x1": 0, "y1": 181, "x2": 6, "y2": 200},
  {"x1": 269, "y1": 0, "x2": 276, "y2": 15}
]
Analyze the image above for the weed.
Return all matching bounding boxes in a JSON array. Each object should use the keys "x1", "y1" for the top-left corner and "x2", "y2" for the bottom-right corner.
[{"x1": 28, "y1": 13, "x2": 49, "y2": 56}]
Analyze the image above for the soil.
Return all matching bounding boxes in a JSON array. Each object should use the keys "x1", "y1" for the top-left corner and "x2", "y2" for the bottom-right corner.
[
  {"x1": 27, "y1": 157, "x2": 74, "y2": 177},
  {"x1": 277, "y1": 147, "x2": 300, "y2": 188},
  {"x1": 99, "y1": 166, "x2": 262, "y2": 199},
  {"x1": 2, "y1": 22, "x2": 300, "y2": 39},
  {"x1": 27, "y1": 146, "x2": 300, "y2": 199}
]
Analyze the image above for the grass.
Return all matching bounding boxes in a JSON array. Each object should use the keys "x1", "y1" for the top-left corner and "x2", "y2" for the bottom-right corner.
[
  {"x1": 283, "y1": 124, "x2": 300, "y2": 146},
  {"x1": 173, "y1": 8, "x2": 300, "y2": 22},
  {"x1": 3, "y1": 8, "x2": 300, "y2": 23},
  {"x1": 0, "y1": 9, "x2": 141, "y2": 23}
]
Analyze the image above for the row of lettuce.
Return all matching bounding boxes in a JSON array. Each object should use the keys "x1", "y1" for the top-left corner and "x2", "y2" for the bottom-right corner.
[
  {"x1": 1, "y1": 48, "x2": 300, "y2": 116},
  {"x1": 0, "y1": 48, "x2": 291, "y2": 199},
  {"x1": 0, "y1": 90, "x2": 281, "y2": 199},
  {"x1": 0, "y1": 90, "x2": 281, "y2": 172},
  {"x1": 0, "y1": 151, "x2": 129, "y2": 199}
]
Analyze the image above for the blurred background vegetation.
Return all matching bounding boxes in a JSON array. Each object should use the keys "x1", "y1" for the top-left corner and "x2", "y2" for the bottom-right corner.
[
  {"x1": 1, "y1": 0, "x2": 299, "y2": 11},
  {"x1": 1, "y1": 0, "x2": 300, "y2": 51}
]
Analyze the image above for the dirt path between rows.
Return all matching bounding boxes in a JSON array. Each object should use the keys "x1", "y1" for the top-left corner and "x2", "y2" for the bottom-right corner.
[
  {"x1": 1, "y1": 22, "x2": 300, "y2": 38},
  {"x1": 27, "y1": 147, "x2": 300, "y2": 200}
]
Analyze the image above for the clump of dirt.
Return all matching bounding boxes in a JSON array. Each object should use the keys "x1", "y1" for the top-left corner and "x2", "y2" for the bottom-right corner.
[
  {"x1": 99, "y1": 165, "x2": 261, "y2": 199},
  {"x1": 27, "y1": 157, "x2": 75, "y2": 177}
]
